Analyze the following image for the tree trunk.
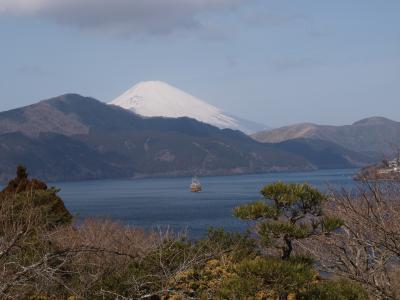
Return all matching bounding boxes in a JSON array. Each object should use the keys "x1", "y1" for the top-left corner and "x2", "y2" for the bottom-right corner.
[{"x1": 282, "y1": 237, "x2": 293, "y2": 260}]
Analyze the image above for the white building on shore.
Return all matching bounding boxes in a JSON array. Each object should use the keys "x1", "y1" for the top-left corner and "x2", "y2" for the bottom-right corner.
[{"x1": 378, "y1": 158, "x2": 400, "y2": 174}]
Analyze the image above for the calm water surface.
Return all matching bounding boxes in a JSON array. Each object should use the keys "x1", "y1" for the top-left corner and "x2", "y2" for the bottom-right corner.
[{"x1": 50, "y1": 169, "x2": 357, "y2": 238}]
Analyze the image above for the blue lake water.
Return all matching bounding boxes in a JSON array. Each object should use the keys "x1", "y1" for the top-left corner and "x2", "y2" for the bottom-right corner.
[{"x1": 48, "y1": 169, "x2": 357, "y2": 239}]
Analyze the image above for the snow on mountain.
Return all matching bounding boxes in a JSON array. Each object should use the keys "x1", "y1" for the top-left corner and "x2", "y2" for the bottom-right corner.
[{"x1": 109, "y1": 81, "x2": 268, "y2": 134}]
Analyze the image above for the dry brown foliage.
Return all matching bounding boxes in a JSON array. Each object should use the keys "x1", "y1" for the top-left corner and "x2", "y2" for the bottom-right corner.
[
  {"x1": 50, "y1": 219, "x2": 160, "y2": 298},
  {"x1": 0, "y1": 191, "x2": 213, "y2": 300},
  {"x1": 0, "y1": 193, "x2": 67, "y2": 298},
  {"x1": 0, "y1": 189, "x2": 170, "y2": 299},
  {"x1": 301, "y1": 181, "x2": 400, "y2": 299}
]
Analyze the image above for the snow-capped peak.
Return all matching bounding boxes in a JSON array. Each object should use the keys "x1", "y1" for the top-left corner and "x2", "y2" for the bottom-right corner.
[{"x1": 110, "y1": 81, "x2": 268, "y2": 133}]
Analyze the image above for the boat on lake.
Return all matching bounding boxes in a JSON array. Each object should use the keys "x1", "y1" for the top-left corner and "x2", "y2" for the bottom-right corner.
[{"x1": 190, "y1": 176, "x2": 202, "y2": 193}]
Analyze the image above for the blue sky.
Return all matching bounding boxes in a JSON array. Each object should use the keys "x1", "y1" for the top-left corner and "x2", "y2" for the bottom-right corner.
[{"x1": 0, "y1": 0, "x2": 399, "y2": 127}]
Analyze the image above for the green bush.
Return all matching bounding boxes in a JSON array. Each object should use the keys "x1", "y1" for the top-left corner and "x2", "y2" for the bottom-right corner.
[
  {"x1": 299, "y1": 279, "x2": 368, "y2": 300},
  {"x1": 219, "y1": 256, "x2": 316, "y2": 299}
]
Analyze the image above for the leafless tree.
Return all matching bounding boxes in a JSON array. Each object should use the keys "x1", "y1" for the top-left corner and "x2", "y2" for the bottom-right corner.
[
  {"x1": 301, "y1": 181, "x2": 400, "y2": 299},
  {"x1": 0, "y1": 192, "x2": 73, "y2": 298}
]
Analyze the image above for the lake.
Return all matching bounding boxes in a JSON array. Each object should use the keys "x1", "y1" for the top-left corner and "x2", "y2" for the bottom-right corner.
[{"x1": 48, "y1": 169, "x2": 357, "y2": 239}]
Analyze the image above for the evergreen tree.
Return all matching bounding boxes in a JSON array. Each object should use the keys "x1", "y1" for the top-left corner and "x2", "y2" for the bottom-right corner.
[
  {"x1": 234, "y1": 181, "x2": 343, "y2": 259},
  {"x1": 1, "y1": 166, "x2": 72, "y2": 226}
]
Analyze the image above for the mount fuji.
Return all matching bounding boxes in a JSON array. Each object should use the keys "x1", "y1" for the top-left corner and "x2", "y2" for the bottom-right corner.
[{"x1": 109, "y1": 81, "x2": 269, "y2": 134}]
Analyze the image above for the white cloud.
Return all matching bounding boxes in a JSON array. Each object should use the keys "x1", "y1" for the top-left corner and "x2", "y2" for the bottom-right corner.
[{"x1": 0, "y1": 0, "x2": 247, "y2": 35}]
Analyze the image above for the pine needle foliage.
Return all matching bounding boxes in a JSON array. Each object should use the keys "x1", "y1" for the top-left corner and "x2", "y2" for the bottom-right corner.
[{"x1": 234, "y1": 182, "x2": 342, "y2": 259}]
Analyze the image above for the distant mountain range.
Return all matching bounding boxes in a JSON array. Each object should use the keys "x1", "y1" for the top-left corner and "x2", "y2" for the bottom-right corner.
[
  {"x1": 110, "y1": 81, "x2": 269, "y2": 134},
  {"x1": 0, "y1": 94, "x2": 312, "y2": 182},
  {"x1": 252, "y1": 117, "x2": 400, "y2": 158},
  {"x1": 0, "y1": 92, "x2": 390, "y2": 182}
]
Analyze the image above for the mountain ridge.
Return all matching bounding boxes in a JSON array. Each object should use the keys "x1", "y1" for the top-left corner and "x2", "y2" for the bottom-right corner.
[
  {"x1": 0, "y1": 94, "x2": 311, "y2": 182},
  {"x1": 0, "y1": 94, "x2": 382, "y2": 182},
  {"x1": 253, "y1": 117, "x2": 400, "y2": 155}
]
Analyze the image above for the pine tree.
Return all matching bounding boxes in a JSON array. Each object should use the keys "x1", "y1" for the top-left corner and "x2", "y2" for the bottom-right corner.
[{"x1": 234, "y1": 181, "x2": 343, "y2": 259}]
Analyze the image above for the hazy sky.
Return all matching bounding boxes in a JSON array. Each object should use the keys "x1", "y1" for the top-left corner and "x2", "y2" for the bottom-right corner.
[{"x1": 0, "y1": 0, "x2": 399, "y2": 127}]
